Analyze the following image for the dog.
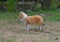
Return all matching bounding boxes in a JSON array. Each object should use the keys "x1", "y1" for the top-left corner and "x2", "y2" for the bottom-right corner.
[{"x1": 18, "y1": 11, "x2": 44, "y2": 31}]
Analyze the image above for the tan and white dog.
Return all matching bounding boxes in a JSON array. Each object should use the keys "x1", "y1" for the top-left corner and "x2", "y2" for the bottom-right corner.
[{"x1": 18, "y1": 11, "x2": 44, "y2": 31}]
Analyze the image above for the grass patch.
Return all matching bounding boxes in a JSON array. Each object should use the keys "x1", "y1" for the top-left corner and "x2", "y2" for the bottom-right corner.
[{"x1": 0, "y1": 10, "x2": 60, "y2": 22}]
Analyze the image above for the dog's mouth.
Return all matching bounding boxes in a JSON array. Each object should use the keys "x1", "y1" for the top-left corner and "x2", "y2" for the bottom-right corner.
[{"x1": 18, "y1": 18, "x2": 22, "y2": 23}]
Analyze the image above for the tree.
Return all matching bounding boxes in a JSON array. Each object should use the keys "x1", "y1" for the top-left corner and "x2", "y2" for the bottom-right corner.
[
  {"x1": 40, "y1": 0, "x2": 51, "y2": 10},
  {"x1": 5, "y1": 0, "x2": 18, "y2": 12}
]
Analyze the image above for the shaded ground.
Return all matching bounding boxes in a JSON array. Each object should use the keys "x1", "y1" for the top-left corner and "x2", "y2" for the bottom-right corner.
[{"x1": 0, "y1": 20, "x2": 60, "y2": 42}]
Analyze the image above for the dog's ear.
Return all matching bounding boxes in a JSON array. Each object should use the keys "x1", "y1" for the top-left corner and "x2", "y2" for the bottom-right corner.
[
  {"x1": 20, "y1": 11, "x2": 24, "y2": 14},
  {"x1": 18, "y1": 12, "x2": 24, "y2": 19},
  {"x1": 20, "y1": 11, "x2": 24, "y2": 15}
]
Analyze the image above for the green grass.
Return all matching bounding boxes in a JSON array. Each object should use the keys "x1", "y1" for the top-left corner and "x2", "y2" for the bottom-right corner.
[
  {"x1": 0, "y1": 12, "x2": 19, "y2": 24},
  {"x1": 0, "y1": 10, "x2": 60, "y2": 22}
]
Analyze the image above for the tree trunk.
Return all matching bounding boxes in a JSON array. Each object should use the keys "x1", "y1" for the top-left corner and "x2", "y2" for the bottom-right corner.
[{"x1": 41, "y1": 0, "x2": 51, "y2": 10}]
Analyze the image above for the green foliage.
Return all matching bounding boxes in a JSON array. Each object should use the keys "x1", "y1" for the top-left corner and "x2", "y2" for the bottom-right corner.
[
  {"x1": 0, "y1": 0, "x2": 59, "y2": 11},
  {"x1": 51, "y1": 0, "x2": 58, "y2": 9},
  {"x1": 57, "y1": 0, "x2": 60, "y2": 5},
  {"x1": 0, "y1": 1, "x2": 4, "y2": 4},
  {"x1": 35, "y1": 3, "x2": 41, "y2": 10},
  {"x1": 5, "y1": 0, "x2": 18, "y2": 12}
]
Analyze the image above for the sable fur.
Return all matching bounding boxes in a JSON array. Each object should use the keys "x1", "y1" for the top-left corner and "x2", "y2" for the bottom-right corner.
[{"x1": 18, "y1": 11, "x2": 44, "y2": 31}]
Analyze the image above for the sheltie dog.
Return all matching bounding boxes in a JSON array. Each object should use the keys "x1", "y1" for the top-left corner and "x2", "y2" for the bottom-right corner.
[{"x1": 18, "y1": 11, "x2": 44, "y2": 31}]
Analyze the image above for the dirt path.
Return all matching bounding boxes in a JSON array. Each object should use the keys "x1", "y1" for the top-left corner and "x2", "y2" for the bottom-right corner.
[{"x1": 0, "y1": 20, "x2": 60, "y2": 42}]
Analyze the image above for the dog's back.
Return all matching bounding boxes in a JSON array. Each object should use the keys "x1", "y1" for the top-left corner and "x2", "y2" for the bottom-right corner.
[{"x1": 26, "y1": 15, "x2": 44, "y2": 26}]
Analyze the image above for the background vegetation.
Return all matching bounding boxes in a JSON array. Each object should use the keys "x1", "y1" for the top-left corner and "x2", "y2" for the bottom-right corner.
[{"x1": 0, "y1": 0, "x2": 60, "y2": 12}]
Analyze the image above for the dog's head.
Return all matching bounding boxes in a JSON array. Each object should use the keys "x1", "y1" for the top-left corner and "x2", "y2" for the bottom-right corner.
[
  {"x1": 18, "y1": 11, "x2": 28, "y2": 21},
  {"x1": 18, "y1": 11, "x2": 24, "y2": 19}
]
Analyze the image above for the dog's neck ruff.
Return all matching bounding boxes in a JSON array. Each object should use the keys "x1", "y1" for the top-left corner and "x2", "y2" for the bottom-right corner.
[
  {"x1": 22, "y1": 17, "x2": 27, "y2": 22},
  {"x1": 22, "y1": 12, "x2": 28, "y2": 22}
]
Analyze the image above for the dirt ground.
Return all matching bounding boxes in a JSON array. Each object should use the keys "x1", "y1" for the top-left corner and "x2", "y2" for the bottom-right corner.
[{"x1": 0, "y1": 20, "x2": 60, "y2": 42}]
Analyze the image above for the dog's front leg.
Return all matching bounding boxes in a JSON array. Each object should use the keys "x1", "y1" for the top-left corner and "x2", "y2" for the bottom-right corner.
[
  {"x1": 39, "y1": 26, "x2": 43, "y2": 31},
  {"x1": 26, "y1": 24, "x2": 30, "y2": 31},
  {"x1": 39, "y1": 26, "x2": 42, "y2": 30}
]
